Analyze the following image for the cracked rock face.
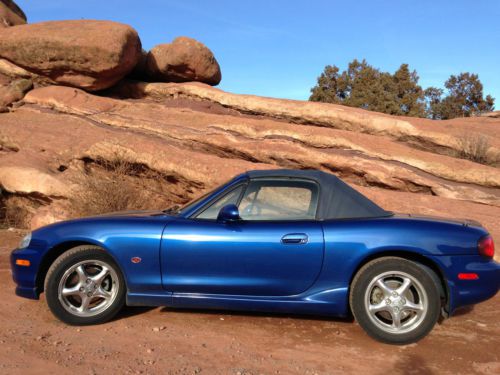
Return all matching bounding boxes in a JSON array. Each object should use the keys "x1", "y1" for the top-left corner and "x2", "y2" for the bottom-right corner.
[{"x1": 0, "y1": 82, "x2": 498, "y2": 252}]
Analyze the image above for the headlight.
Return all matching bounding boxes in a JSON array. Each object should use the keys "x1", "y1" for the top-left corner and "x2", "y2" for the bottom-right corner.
[{"x1": 19, "y1": 233, "x2": 32, "y2": 249}]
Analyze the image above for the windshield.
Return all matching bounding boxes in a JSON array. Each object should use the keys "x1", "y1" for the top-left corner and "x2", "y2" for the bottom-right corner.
[
  {"x1": 163, "y1": 177, "x2": 238, "y2": 216},
  {"x1": 174, "y1": 190, "x2": 214, "y2": 215}
]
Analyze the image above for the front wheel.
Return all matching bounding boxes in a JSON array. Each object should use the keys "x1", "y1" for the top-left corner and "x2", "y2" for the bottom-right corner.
[
  {"x1": 44, "y1": 246, "x2": 126, "y2": 325},
  {"x1": 350, "y1": 257, "x2": 441, "y2": 344}
]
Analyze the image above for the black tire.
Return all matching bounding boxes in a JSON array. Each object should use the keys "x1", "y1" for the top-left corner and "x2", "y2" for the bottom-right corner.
[
  {"x1": 44, "y1": 245, "x2": 126, "y2": 325},
  {"x1": 350, "y1": 257, "x2": 441, "y2": 344}
]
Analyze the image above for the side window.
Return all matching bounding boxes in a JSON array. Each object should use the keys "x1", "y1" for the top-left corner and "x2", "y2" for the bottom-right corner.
[
  {"x1": 195, "y1": 185, "x2": 244, "y2": 219},
  {"x1": 239, "y1": 180, "x2": 318, "y2": 221}
]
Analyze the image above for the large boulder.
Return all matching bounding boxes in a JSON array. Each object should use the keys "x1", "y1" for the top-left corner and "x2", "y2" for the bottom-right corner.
[
  {"x1": 0, "y1": 20, "x2": 142, "y2": 91},
  {"x1": 0, "y1": 0, "x2": 26, "y2": 27},
  {"x1": 0, "y1": 166, "x2": 69, "y2": 197},
  {"x1": 145, "y1": 36, "x2": 221, "y2": 85}
]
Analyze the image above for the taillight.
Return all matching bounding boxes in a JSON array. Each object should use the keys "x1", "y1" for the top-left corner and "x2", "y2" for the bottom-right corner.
[{"x1": 478, "y1": 235, "x2": 495, "y2": 258}]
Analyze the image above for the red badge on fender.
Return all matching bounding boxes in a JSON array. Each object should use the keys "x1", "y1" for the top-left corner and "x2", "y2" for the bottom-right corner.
[{"x1": 131, "y1": 257, "x2": 142, "y2": 264}]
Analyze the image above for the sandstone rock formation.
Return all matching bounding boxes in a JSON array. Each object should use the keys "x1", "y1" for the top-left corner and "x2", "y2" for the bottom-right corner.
[
  {"x1": 0, "y1": 166, "x2": 69, "y2": 197},
  {"x1": 482, "y1": 111, "x2": 500, "y2": 118},
  {"x1": 0, "y1": 0, "x2": 26, "y2": 27},
  {"x1": 29, "y1": 202, "x2": 70, "y2": 230},
  {"x1": 24, "y1": 85, "x2": 500, "y2": 192},
  {"x1": 0, "y1": 58, "x2": 34, "y2": 79},
  {"x1": 0, "y1": 77, "x2": 32, "y2": 111},
  {"x1": 0, "y1": 20, "x2": 142, "y2": 90},
  {"x1": 146, "y1": 37, "x2": 221, "y2": 85},
  {"x1": 112, "y1": 80, "x2": 500, "y2": 164},
  {"x1": 129, "y1": 48, "x2": 148, "y2": 79}
]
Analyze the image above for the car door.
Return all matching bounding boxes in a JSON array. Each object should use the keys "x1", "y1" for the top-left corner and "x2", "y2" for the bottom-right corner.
[{"x1": 161, "y1": 179, "x2": 324, "y2": 296}]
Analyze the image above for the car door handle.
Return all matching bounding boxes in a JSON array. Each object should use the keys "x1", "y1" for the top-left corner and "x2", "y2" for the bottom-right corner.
[{"x1": 281, "y1": 233, "x2": 308, "y2": 244}]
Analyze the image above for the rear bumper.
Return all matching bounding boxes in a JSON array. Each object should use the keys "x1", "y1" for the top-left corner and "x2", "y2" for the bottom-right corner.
[
  {"x1": 10, "y1": 248, "x2": 41, "y2": 300},
  {"x1": 431, "y1": 255, "x2": 500, "y2": 315}
]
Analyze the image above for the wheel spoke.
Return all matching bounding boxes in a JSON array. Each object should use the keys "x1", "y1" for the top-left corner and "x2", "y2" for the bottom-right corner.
[
  {"x1": 396, "y1": 277, "x2": 412, "y2": 295},
  {"x1": 368, "y1": 301, "x2": 390, "y2": 314},
  {"x1": 375, "y1": 279, "x2": 393, "y2": 297},
  {"x1": 75, "y1": 265, "x2": 88, "y2": 284},
  {"x1": 402, "y1": 300, "x2": 424, "y2": 312},
  {"x1": 391, "y1": 310, "x2": 402, "y2": 329},
  {"x1": 91, "y1": 266, "x2": 109, "y2": 285},
  {"x1": 93, "y1": 286, "x2": 112, "y2": 301},
  {"x1": 62, "y1": 285, "x2": 81, "y2": 297},
  {"x1": 79, "y1": 294, "x2": 92, "y2": 312}
]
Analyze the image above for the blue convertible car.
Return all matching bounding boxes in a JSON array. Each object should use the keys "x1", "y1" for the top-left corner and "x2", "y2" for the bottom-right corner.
[{"x1": 11, "y1": 169, "x2": 499, "y2": 344}]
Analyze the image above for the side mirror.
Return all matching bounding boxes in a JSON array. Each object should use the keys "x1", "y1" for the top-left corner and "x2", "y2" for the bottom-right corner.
[{"x1": 217, "y1": 204, "x2": 241, "y2": 222}]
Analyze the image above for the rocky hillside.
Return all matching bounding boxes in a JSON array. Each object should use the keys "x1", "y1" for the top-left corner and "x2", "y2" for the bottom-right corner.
[{"x1": 0, "y1": 1, "x2": 499, "y2": 255}]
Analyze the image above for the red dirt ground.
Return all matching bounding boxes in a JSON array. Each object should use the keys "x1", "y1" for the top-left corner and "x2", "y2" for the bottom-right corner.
[{"x1": 1, "y1": 230, "x2": 499, "y2": 375}]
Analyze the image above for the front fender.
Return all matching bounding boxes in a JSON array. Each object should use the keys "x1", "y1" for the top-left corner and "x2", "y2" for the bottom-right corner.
[{"x1": 17, "y1": 217, "x2": 169, "y2": 297}]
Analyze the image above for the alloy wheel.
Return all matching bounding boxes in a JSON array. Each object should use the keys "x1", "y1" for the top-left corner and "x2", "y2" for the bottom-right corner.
[
  {"x1": 57, "y1": 260, "x2": 120, "y2": 317},
  {"x1": 364, "y1": 271, "x2": 428, "y2": 334}
]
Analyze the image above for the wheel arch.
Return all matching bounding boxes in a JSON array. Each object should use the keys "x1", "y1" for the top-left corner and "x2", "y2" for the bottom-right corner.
[
  {"x1": 348, "y1": 250, "x2": 449, "y2": 315},
  {"x1": 35, "y1": 240, "x2": 125, "y2": 295}
]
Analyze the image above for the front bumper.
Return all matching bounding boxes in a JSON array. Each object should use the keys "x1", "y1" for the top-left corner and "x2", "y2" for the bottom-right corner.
[
  {"x1": 431, "y1": 255, "x2": 500, "y2": 315},
  {"x1": 10, "y1": 247, "x2": 42, "y2": 300}
]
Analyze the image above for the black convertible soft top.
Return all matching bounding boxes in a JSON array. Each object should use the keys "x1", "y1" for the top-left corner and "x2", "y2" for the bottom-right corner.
[{"x1": 244, "y1": 169, "x2": 391, "y2": 220}]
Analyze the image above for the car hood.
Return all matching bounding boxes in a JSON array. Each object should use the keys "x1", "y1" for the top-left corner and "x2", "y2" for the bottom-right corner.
[
  {"x1": 90, "y1": 209, "x2": 172, "y2": 218},
  {"x1": 32, "y1": 209, "x2": 176, "y2": 234}
]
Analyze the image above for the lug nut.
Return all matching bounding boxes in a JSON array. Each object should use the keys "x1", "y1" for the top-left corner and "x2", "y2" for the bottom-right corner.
[{"x1": 385, "y1": 299, "x2": 391, "y2": 305}]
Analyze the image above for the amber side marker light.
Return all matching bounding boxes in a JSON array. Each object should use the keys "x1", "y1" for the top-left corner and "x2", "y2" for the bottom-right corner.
[{"x1": 15, "y1": 259, "x2": 30, "y2": 267}]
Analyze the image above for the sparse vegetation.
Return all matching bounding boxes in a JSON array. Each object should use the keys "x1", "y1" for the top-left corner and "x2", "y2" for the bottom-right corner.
[
  {"x1": 310, "y1": 60, "x2": 495, "y2": 119},
  {"x1": 70, "y1": 152, "x2": 179, "y2": 218},
  {"x1": 425, "y1": 73, "x2": 495, "y2": 119},
  {"x1": 309, "y1": 60, "x2": 426, "y2": 117},
  {"x1": 456, "y1": 133, "x2": 491, "y2": 165},
  {"x1": 0, "y1": 196, "x2": 32, "y2": 229},
  {"x1": 0, "y1": 152, "x2": 191, "y2": 228}
]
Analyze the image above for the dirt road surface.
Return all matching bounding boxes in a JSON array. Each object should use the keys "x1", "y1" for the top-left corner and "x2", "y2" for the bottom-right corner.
[{"x1": 1, "y1": 229, "x2": 499, "y2": 375}]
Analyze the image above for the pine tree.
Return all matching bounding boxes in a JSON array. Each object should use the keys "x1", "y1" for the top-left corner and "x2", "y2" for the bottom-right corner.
[
  {"x1": 442, "y1": 73, "x2": 495, "y2": 117},
  {"x1": 310, "y1": 62, "x2": 495, "y2": 119},
  {"x1": 309, "y1": 65, "x2": 342, "y2": 103},
  {"x1": 310, "y1": 60, "x2": 425, "y2": 117},
  {"x1": 393, "y1": 64, "x2": 426, "y2": 117},
  {"x1": 424, "y1": 87, "x2": 444, "y2": 119}
]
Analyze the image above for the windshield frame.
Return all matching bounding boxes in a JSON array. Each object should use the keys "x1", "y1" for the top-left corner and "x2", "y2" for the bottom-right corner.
[{"x1": 176, "y1": 175, "x2": 247, "y2": 218}]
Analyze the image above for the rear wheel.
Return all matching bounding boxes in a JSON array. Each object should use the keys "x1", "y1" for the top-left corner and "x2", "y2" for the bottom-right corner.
[
  {"x1": 44, "y1": 246, "x2": 125, "y2": 325},
  {"x1": 350, "y1": 257, "x2": 441, "y2": 344}
]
